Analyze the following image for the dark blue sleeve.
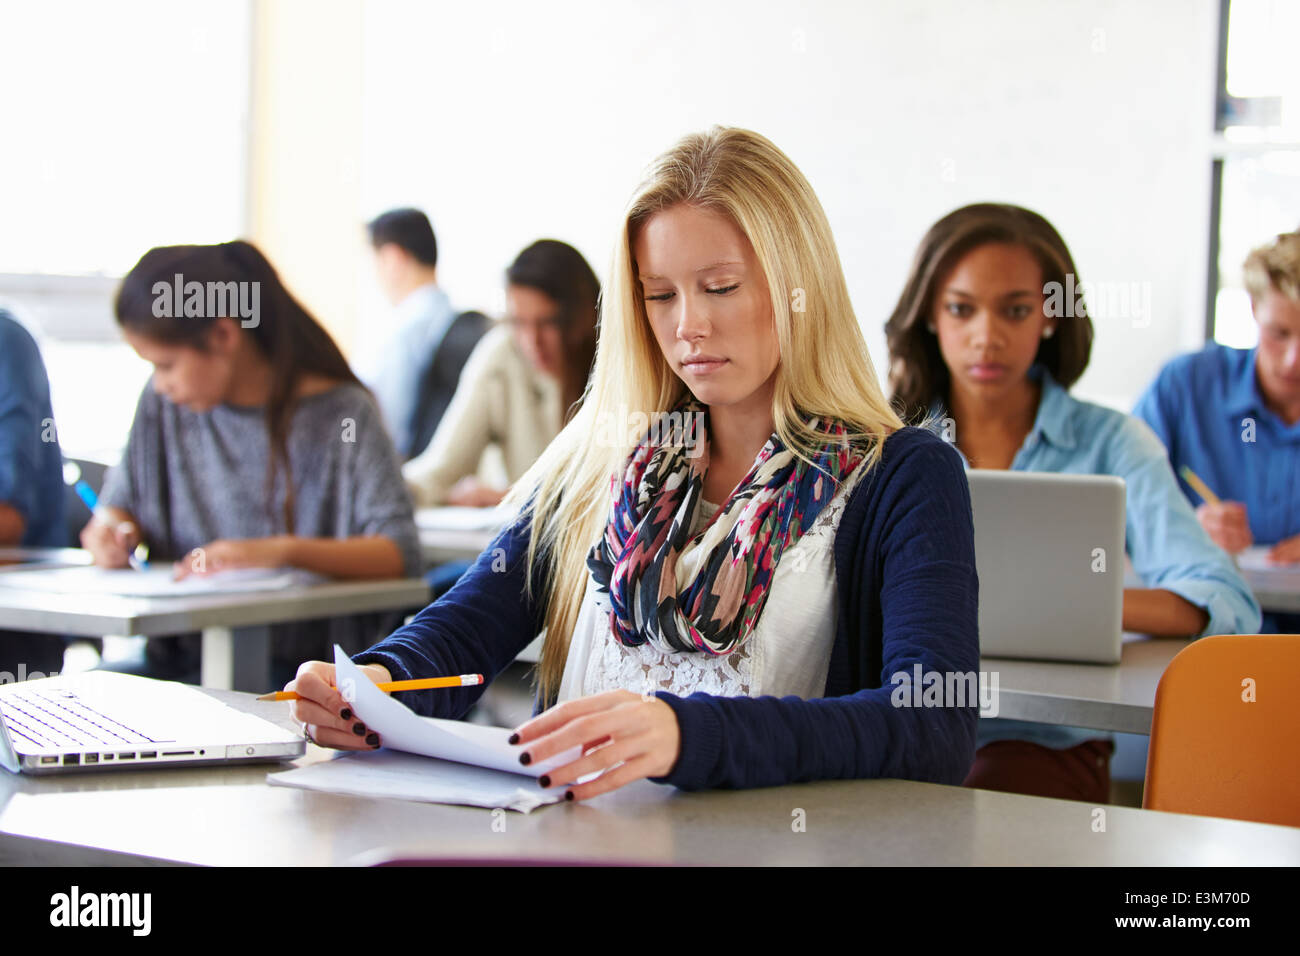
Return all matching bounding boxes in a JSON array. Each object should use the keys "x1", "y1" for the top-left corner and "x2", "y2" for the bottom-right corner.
[
  {"x1": 649, "y1": 435, "x2": 980, "y2": 790},
  {"x1": 352, "y1": 509, "x2": 545, "y2": 719}
]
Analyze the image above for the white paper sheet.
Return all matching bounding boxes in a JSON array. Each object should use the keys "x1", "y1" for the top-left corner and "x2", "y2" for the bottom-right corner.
[
  {"x1": 331, "y1": 646, "x2": 581, "y2": 777},
  {"x1": 1237, "y1": 546, "x2": 1300, "y2": 574},
  {"x1": 267, "y1": 748, "x2": 564, "y2": 813},
  {"x1": 0, "y1": 565, "x2": 323, "y2": 597}
]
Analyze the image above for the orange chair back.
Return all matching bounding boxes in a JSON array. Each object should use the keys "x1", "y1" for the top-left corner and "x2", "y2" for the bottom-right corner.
[{"x1": 1144, "y1": 634, "x2": 1300, "y2": 827}]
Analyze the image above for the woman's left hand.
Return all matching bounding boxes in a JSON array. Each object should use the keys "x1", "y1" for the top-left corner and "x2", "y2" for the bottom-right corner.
[
  {"x1": 173, "y1": 536, "x2": 294, "y2": 579},
  {"x1": 509, "y1": 690, "x2": 682, "y2": 801}
]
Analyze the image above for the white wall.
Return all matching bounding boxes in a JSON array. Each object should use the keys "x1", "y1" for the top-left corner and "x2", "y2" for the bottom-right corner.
[{"x1": 355, "y1": 0, "x2": 1219, "y2": 411}]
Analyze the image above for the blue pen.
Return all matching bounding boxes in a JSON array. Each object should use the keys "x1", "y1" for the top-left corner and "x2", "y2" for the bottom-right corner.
[
  {"x1": 71, "y1": 478, "x2": 149, "y2": 571},
  {"x1": 73, "y1": 480, "x2": 98, "y2": 514}
]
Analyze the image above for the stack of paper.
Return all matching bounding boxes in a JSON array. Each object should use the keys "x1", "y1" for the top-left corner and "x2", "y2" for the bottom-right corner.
[
  {"x1": 1237, "y1": 546, "x2": 1300, "y2": 588},
  {"x1": 269, "y1": 749, "x2": 563, "y2": 813},
  {"x1": 1237, "y1": 546, "x2": 1299, "y2": 572},
  {"x1": 267, "y1": 648, "x2": 582, "y2": 812}
]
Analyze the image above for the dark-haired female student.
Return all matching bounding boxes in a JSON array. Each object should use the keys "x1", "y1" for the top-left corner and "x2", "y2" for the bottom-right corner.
[
  {"x1": 284, "y1": 127, "x2": 980, "y2": 800},
  {"x1": 82, "y1": 241, "x2": 420, "y2": 685},
  {"x1": 885, "y1": 202, "x2": 1260, "y2": 803}
]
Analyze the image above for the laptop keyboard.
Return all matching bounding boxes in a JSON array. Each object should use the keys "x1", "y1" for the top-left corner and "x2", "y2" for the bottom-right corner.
[{"x1": 0, "y1": 688, "x2": 163, "y2": 752}]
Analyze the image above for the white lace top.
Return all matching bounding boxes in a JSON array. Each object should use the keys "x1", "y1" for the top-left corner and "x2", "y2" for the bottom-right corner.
[{"x1": 555, "y1": 458, "x2": 871, "y2": 703}]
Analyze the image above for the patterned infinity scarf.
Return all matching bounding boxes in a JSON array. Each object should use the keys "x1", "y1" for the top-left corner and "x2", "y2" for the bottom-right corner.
[{"x1": 586, "y1": 397, "x2": 867, "y2": 655}]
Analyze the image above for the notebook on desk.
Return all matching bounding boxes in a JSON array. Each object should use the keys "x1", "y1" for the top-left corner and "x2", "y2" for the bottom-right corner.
[
  {"x1": 968, "y1": 470, "x2": 1126, "y2": 664},
  {"x1": 0, "y1": 671, "x2": 305, "y2": 775}
]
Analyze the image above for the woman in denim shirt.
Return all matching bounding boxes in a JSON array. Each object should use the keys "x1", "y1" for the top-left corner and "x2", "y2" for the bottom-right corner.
[{"x1": 885, "y1": 203, "x2": 1260, "y2": 804}]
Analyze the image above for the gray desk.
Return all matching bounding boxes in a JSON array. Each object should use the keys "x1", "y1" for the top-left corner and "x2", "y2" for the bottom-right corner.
[
  {"x1": 1, "y1": 688, "x2": 1296, "y2": 866},
  {"x1": 0, "y1": 578, "x2": 430, "y2": 691},
  {"x1": 981, "y1": 636, "x2": 1185, "y2": 735}
]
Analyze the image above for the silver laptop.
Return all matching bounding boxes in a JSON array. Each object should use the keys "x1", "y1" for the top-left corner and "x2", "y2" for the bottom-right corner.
[
  {"x1": 968, "y1": 470, "x2": 1126, "y2": 664},
  {"x1": 0, "y1": 671, "x2": 304, "y2": 775}
]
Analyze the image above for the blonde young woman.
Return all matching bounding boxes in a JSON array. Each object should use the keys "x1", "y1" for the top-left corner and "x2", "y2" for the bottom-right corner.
[{"x1": 285, "y1": 127, "x2": 981, "y2": 799}]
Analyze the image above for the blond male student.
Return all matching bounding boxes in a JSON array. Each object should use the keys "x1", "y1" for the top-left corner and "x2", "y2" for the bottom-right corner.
[{"x1": 1135, "y1": 230, "x2": 1300, "y2": 633}]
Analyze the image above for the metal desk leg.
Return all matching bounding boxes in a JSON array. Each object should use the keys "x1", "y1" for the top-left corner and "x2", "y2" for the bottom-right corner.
[
  {"x1": 200, "y1": 625, "x2": 271, "y2": 691},
  {"x1": 231, "y1": 625, "x2": 271, "y2": 692},
  {"x1": 201, "y1": 626, "x2": 233, "y2": 689}
]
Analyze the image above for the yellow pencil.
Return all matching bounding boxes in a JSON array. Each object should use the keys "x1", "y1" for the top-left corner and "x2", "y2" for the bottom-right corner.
[
  {"x1": 1178, "y1": 466, "x2": 1221, "y2": 505},
  {"x1": 257, "y1": 674, "x2": 484, "y2": 701}
]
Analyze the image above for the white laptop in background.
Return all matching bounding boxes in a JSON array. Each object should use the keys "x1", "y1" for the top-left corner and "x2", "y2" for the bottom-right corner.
[
  {"x1": 0, "y1": 671, "x2": 304, "y2": 775},
  {"x1": 968, "y1": 470, "x2": 1126, "y2": 664}
]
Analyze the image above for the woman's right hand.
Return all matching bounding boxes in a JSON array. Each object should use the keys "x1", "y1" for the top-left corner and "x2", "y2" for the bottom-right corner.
[
  {"x1": 1195, "y1": 501, "x2": 1253, "y2": 555},
  {"x1": 80, "y1": 513, "x2": 140, "y2": 568},
  {"x1": 285, "y1": 660, "x2": 392, "y2": 750}
]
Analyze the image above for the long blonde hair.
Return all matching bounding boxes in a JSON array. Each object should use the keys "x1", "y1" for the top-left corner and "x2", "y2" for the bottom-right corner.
[{"x1": 508, "y1": 126, "x2": 903, "y2": 704}]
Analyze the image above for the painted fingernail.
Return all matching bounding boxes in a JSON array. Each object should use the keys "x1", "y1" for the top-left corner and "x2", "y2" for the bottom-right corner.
[
  {"x1": 539, "y1": 774, "x2": 551, "y2": 788},
  {"x1": 366, "y1": 733, "x2": 380, "y2": 747},
  {"x1": 340, "y1": 708, "x2": 352, "y2": 720},
  {"x1": 565, "y1": 790, "x2": 575, "y2": 801},
  {"x1": 352, "y1": 722, "x2": 366, "y2": 736},
  {"x1": 519, "y1": 752, "x2": 531, "y2": 766},
  {"x1": 508, "y1": 732, "x2": 519, "y2": 744}
]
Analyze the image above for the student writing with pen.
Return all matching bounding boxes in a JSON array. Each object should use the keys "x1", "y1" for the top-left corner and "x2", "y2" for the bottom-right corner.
[
  {"x1": 285, "y1": 128, "x2": 981, "y2": 799},
  {"x1": 81, "y1": 241, "x2": 420, "y2": 686},
  {"x1": 71, "y1": 478, "x2": 149, "y2": 570},
  {"x1": 1134, "y1": 231, "x2": 1300, "y2": 633}
]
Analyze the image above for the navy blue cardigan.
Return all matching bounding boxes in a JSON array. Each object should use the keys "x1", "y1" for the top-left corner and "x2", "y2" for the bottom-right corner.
[{"x1": 355, "y1": 426, "x2": 980, "y2": 790}]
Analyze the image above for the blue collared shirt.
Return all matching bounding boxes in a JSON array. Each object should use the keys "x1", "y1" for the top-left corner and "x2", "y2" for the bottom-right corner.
[
  {"x1": 358, "y1": 284, "x2": 458, "y2": 459},
  {"x1": 0, "y1": 311, "x2": 66, "y2": 547},
  {"x1": 1133, "y1": 343, "x2": 1300, "y2": 548},
  {"x1": 931, "y1": 365, "x2": 1261, "y2": 749}
]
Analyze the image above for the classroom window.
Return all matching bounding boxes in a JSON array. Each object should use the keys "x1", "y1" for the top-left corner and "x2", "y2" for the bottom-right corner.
[
  {"x1": 1208, "y1": 0, "x2": 1300, "y2": 346},
  {"x1": 0, "y1": 0, "x2": 251, "y2": 463}
]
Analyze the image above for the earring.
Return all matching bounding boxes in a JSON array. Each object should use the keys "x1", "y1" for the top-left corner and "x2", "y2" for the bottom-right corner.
[
  {"x1": 926, "y1": 323, "x2": 937, "y2": 334},
  {"x1": 1042, "y1": 326, "x2": 1056, "y2": 340}
]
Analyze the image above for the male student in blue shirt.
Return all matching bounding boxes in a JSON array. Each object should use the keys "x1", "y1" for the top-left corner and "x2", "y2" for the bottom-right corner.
[
  {"x1": 1134, "y1": 231, "x2": 1300, "y2": 633},
  {"x1": 357, "y1": 208, "x2": 461, "y2": 460},
  {"x1": 0, "y1": 308, "x2": 69, "y2": 679}
]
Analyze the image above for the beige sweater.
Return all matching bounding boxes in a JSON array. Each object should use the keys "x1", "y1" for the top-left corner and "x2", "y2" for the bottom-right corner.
[{"x1": 402, "y1": 325, "x2": 563, "y2": 507}]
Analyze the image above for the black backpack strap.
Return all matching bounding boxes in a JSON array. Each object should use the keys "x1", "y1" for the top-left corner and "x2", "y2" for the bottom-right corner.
[{"x1": 405, "y1": 310, "x2": 491, "y2": 459}]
